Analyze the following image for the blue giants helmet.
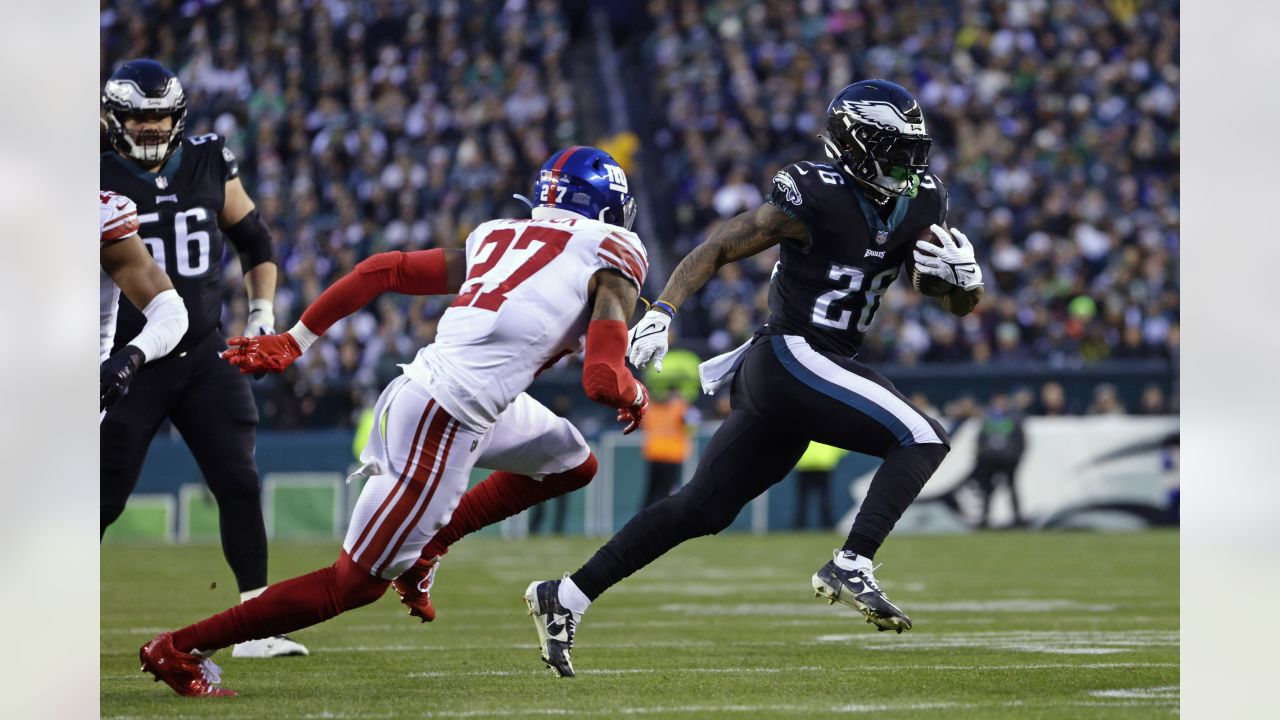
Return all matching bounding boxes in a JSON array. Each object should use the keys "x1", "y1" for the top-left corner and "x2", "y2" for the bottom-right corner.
[{"x1": 525, "y1": 146, "x2": 637, "y2": 230}]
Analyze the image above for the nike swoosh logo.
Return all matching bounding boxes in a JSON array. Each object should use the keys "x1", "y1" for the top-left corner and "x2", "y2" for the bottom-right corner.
[
  {"x1": 632, "y1": 324, "x2": 665, "y2": 340},
  {"x1": 547, "y1": 612, "x2": 571, "y2": 641}
]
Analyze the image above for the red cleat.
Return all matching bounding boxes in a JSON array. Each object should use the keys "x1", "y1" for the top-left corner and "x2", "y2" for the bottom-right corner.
[
  {"x1": 392, "y1": 554, "x2": 443, "y2": 622},
  {"x1": 139, "y1": 633, "x2": 237, "y2": 697}
]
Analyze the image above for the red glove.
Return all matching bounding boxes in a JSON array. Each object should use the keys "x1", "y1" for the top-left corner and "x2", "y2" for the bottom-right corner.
[
  {"x1": 222, "y1": 333, "x2": 303, "y2": 374},
  {"x1": 616, "y1": 381, "x2": 650, "y2": 435}
]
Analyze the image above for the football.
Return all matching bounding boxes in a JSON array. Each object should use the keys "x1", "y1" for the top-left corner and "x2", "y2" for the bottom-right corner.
[{"x1": 911, "y1": 227, "x2": 956, "y2": 297}]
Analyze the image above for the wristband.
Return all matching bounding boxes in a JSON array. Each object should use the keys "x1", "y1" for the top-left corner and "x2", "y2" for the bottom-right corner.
[
  {"x1": 287, "y1": 321, "x2": 321, "y2": 353},
  {"x1": 650, "y1": 300, "x2": 678, "y2": 319}
]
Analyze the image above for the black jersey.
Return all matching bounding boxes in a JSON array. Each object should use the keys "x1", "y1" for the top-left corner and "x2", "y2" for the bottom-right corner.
[
  {"x1": 760, "y1": 160, "x2": 949, "y2": 357},
  {"x1": 101, "y1": 134, "x2": 240, "y2": 354}
]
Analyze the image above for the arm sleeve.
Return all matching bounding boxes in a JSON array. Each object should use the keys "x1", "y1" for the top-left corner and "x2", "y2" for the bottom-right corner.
[
  {"x1": 127, "y1": 289, "x2": 189, "y2": 363},
  {"x1": 298, "y1": 249, "x2": 450, "y2": 337},
  {"x1": 223, "y1": 209, "x2": 274, "y2": 270},
  {"x1": 581, "y1": 319, "x2": 641, "y2": 409}
]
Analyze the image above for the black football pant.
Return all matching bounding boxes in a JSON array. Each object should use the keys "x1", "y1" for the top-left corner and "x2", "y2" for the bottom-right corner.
[
  {"x1": 571, "y1": 334, "x2": 950, "y2": 600},
  {"x1": 101, "y1": 329, "x2": 268, "y2": 593}
]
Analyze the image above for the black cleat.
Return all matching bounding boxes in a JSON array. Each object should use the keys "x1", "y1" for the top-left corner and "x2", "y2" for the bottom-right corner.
[
  {"x1": 812, "y1": 550, "x2": 913, "y2": 633},
  {"x1": 524, "y1": 578, "x2": 578, "y2": 677}
]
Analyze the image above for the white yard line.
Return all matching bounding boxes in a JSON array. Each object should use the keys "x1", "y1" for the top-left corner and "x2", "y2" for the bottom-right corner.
[
  {"x1": 98, "y1": 694, "x2": 1169, "y2": 720},
  {"x1": 407, "y1": 661, "x2": 1177, "y2": 678}
]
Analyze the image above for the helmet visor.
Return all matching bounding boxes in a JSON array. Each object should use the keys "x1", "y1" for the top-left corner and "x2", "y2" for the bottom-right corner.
[{"x1": 871, "y1": 132, "x2": 931, "y2": 173}]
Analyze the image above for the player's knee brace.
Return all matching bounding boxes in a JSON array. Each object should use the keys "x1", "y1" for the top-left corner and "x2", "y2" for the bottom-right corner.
[
  {"x1": 333, "y1": 552, "x2": 390, "y2": 610},
  {"x1": 540, "y1": 453, "x2": 598, "y2": 496}
]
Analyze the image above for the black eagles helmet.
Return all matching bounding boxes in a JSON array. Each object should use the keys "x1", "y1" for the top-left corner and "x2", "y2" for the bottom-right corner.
[
  {"x1": 102, "y1": 59, "x2": 188, "y2": 168},
  {"x1": 819, "y1": 80, "x2": 931, "y2": 201}
]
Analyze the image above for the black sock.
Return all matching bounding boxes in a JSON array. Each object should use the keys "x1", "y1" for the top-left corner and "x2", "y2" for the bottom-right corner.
[{"x1": 843, "y1": 443, "x2": 949, "y2": 558}]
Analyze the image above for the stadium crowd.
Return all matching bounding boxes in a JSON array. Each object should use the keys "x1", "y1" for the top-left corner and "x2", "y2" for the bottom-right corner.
[{"x1": 100, "y1": 0, "x2": 1178, "y2": 428}]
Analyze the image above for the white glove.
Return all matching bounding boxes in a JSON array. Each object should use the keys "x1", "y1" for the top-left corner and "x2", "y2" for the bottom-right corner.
[
  {"x1": 628, "y1": 309, "x2": 672, "y2": 371},
  {"x1": 914, "y1": 224, "x2": 984, "y2": 291},
  {"x1": 245, "y1": 299, "x2": 276, "y2": 337}
]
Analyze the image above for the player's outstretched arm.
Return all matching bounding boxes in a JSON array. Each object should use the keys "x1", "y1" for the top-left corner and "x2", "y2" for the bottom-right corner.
[
  {"x1": 221, "y1": 177, "x2": 280, "y2": 336},
  {"x1": 583, "y1": 269, "x2": 649, "y2": 434},
  {"x1": 655, "y1": 202, "x2": 804, "y2": 310},
  {"x1": 628, "y1": 202, "x2": 805, "y2": 371},
  {"x1": 222, "y1": 249, "x2": 467, "y2": 374}
]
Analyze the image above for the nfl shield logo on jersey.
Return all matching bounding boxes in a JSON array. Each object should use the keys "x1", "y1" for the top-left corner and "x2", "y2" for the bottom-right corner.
[
  {"x1": 155, "y1": 176, "x2": 168, "y2": 189},
  {"x1": 875, "y1": 230, "x2": 889, "y2": 245}
]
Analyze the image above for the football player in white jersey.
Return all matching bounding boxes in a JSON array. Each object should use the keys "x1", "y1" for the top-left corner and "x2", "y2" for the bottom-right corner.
[
  {"x1": 100, "y1": 190, "x2": 188, "y2": 414},
  {"x1": 139, "y1": 146, "x2": 650, "y2": 697}
]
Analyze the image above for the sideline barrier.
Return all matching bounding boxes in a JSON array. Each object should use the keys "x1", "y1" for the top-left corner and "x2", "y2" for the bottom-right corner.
[{"x1": 104, "y1": 417, "x2": 1177, "y2": 543}]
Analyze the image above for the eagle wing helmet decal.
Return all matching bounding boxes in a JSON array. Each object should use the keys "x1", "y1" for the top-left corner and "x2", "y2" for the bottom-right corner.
[{"x1": 839, "y1": 99, "x2": 928, "y2": 136}]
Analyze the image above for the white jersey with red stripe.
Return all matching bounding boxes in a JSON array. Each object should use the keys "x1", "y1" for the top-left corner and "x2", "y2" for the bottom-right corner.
[
  {"x1": 401, "y1": 207, "x2": 648, "y2": 431},
  {"x1": 100, "y1": 191, "x2": 142, "y2": 361}
]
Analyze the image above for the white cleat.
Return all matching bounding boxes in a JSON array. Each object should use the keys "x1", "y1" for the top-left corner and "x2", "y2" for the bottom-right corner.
[{"x1": 231, "y1": 635, "x2": 310, "y2": 658}]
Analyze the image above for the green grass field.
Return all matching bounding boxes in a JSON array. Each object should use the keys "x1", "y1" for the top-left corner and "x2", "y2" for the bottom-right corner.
[{"x1": 101, "y1": 531, "x2": 1178, "y2": 719}]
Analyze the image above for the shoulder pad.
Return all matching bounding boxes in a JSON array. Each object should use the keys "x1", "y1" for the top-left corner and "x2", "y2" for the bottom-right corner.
[
  {"x1": 100, "y1": 191, "x2": 139, "y2": 245},
  {"x1": 595, "y1": 229, "x2": 648, "y2": 288},
  {"x1": 768, "y1": 161, "x2": 847, "y2": 217},
  {"x1": 183, "y1": 132, "x2": 223, "y2": 149}
]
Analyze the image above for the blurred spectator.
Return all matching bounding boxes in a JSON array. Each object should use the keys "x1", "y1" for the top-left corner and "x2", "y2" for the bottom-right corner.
[
  {"x1": 966, "y1": 392, "x2": 1027, "y2": 529},
  {"x1": 1088, "y1": 382, "x2": 1127, "y2": 415},
  {"x1": 792, "y1": 441, "x2": 847, "y2": 530},
  {"x1": 1033, "y1": 381, "x2": 1073, "y2": 416},
  {"x1": 103, "y1": 0, "x2": 1178, "y2": 427},
  {"x1": 1136, "y1": 383, "x2": 1169, "y2": 415},
  {"x1": 636, "y1": 0, "x2": 1178, "y2": 369},
  {"x1": 103, "y1": 0, "x2": 579, "y2": 428},
  {"x1": 642, "y1": 331, "x2": 702, "y2": 403},
  {"x1": 640, "y1": 386, "x2": 700, "y2": 508}
]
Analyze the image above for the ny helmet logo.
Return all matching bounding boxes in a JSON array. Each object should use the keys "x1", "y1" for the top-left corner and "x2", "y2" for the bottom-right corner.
[{"x1": 603, "y1": 163, "x2": 628, "y2": 193}]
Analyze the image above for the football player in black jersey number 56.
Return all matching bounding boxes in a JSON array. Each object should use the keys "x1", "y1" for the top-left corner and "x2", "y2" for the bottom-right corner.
[
  {"x1": 526, "y1": 80, "x2": 983, "y2": 677},
  {"x1": 100, "y1": 59, "x2": 306, "y2": 658}
]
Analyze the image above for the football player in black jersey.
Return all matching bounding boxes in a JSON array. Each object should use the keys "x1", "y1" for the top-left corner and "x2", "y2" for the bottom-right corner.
[
  {"x1": 525, "y1": 80, "x2": 983, "y2": 677},
  {"x1": 99, "y1": 59, "x2": 307, "y2": 658}
]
